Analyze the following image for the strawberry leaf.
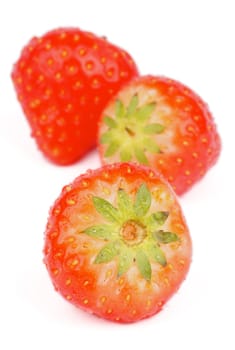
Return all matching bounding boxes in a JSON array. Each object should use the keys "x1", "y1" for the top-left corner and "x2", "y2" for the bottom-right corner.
[
  {"x1": 115, "y1": 99, "x2": 125, "y2": 118},
  {"x1": 120, "y1": 148, "x2": 132, "y2": 161},
  {"x1": 135, "y1": 102, "x2": 156, "y2": 122},
  {"x1": 94, "y1": 241, "x2": 119, "y2": 264},
  {"x1": 148, "y1": 211, "x2": 169, "y2": 227},
  {"x1": 144, "y1": 138, "x2": 161, "y2": 153},
  {"x1": 126, "y1": 94, "x2": 138, "y2": 117},
  {"x1": 104, "y1": 116, "x2": 117, "y2": 129},
  {"x1": 118, "y1": 250, "x2": 133, "y2": 277},
  {"x1": 153, "y1": 230, "x2": 180, "y2": 244},
  {"x1": 117, "y1": 188, "x2": 133, "y2": 217},
  {"x1": 147, "y1": 242, "x2": 167, "y2": 266},
  {"x1": 100, "y1": 131, "x2": 113, "y2": 144},
  {"x1": 143, "y1": 123, "x2": 165, "y2": 134},
  {"x1": 136, "y1": 250, "x2": 151, "y2": 281},
  {"x1": 134, "y1": 146, "x2": 149, "y2": 165},
  {"x1": 105, "y1": 141, "x2": 120, "y2": 157},
  {"x1": 83, "y1": 224, "x2": 117, "y2": 240},
  {"x1": 134, "y1": 183, "x2": 151, "y2": 217},
  {"x1": 93, "y1": 196, "x2": 120, "y2": 223}
]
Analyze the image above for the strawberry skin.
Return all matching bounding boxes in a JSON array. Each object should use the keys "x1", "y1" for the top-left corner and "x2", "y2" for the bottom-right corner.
[
  {"x1": 44, "y1": 163, "x2": 192, "y2": 323},
  {"x1": 98, "y1": 76, "x2": 221, "y2": 195},
  {"x1": 11, "y1": 28, "x2": 139, "y2": 165}
]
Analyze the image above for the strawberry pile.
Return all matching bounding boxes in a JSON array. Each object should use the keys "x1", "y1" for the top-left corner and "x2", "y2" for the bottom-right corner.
[{"x1": 12, "y1": 27, "x2": 221, "y2": 323}]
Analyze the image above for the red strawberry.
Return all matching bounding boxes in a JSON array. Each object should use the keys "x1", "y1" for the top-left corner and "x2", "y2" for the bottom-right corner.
[
  {"x1": 98, "y1": 76, "x2": 221, "y2": 195},
  {"x1": 44, "y1": 162, "x2": 192, "y2": 323},
  {"x1": 11, "y1": 28, "x2": 139, "y2": 165}
]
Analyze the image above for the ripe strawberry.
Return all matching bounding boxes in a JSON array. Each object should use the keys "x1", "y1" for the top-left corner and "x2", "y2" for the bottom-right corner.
[
  {"x1": 98, "y1": 76, "x2": 221, "y2": 195},
  {"x1": 44, "y1": 162, "x2": 192, "y2": 323},
  {"x1": 11, "y1": 28, "x2": 139, "y2": 165}
]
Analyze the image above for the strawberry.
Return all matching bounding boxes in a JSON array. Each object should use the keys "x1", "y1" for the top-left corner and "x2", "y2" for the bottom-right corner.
[
  {"x1": 11, "y1": 28, "x2": 139, "y2": 165},
  {"x1": 98, "y1": 76, "x2": 221, "y2": 195},
  {"x1": 44, "y1": 162, "x2": 192, "y2": 323}
]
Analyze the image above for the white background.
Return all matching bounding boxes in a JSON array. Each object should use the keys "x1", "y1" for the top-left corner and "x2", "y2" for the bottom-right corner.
[{"x1": 1, "y1": 0, "x2": 234, "y2": 349}]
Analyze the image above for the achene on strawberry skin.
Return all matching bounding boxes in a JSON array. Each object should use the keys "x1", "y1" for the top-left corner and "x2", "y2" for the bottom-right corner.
[
  {"x1": 44, "y1": 163, "x2": 192, "y2": 323},
  {"x1": 98, "y1": 75, "x2": 221, "y2": 195}
]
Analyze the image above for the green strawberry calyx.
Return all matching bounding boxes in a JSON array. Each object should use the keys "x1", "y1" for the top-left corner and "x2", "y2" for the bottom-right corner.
[
  {"x1": 100, "y1": 94, "x2": 165, "y2": 164},
  {"x1": 83, "y1": 183, "x2": 179, "y2": 281}
]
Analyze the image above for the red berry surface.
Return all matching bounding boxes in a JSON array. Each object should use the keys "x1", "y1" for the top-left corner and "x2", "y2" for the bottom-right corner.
[
  {"x1": 98, "y1": 76, "x2": 221, "y2": 195},
  {"x1": 44, "y1": 162, "x2": 192, "y2": 323},
  {"x1": 12, "y1": 28, "x2": 139, "y2": 164}
]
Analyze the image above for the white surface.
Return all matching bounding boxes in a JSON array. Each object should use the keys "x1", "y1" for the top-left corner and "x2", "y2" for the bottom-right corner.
[{"x1": 0, "y1": 0, "x2": 234, "y2": 349}]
